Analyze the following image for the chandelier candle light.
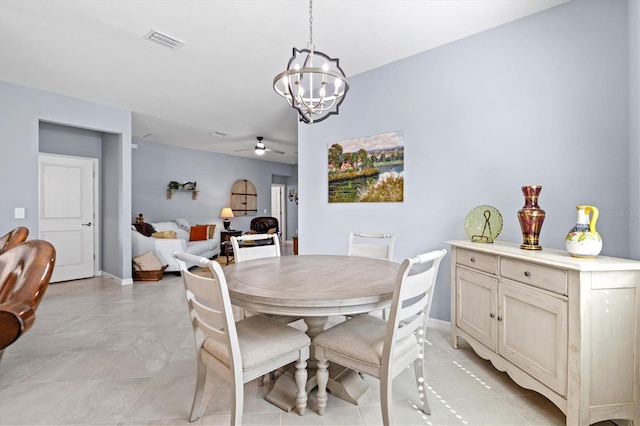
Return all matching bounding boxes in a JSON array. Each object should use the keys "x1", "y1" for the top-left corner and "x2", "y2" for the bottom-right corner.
[{"x1": 273, "y1": 0, "x2": 349, "y2": 124}]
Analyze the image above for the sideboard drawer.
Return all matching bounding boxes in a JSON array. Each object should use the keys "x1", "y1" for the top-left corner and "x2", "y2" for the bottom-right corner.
[
  {"x1": 500, "y1": 258, "x2": 567, "y2": 295},
  {"x1": 456, "y1": 248, "x2": 498, "y2": 275}
]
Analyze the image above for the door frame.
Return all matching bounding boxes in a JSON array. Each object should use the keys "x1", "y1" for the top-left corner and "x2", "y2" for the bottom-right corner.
[
  {"x1": 38, "y1": 153, "x2": 101, "y2": 277},
  {"x1": 271, "y1": 184, "x2": 286, "y2": 241}
]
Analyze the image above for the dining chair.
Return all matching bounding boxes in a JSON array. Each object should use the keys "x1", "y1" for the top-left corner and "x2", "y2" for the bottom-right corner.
[
  {"x1": 348, "y1": 232, "x2": 396, "y2": 261},
  {"x1": 230, "y1": 233, "x2": 280, "y2": 263},
  {"x1": 0, "y1": 240, "x2": 56, "y2": 362},
  {"x1": 0, "y1": 226, "x2": 29, "y2": 254},
  {"x1": 172, "y1": 252, "x2": 310, "y2": 424},
  {"x1": 230, "y1": 232, "x2": 300, "y2": 382},
  {"x1": 313, "y1": 249, "x2": 447, "y2": 425},
  {"x1": 348, "y1": 232, "x2": 396, "y2": 319}
]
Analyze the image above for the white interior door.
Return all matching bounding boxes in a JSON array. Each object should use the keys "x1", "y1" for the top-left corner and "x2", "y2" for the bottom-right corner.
[
  {"x1": 271, "y1": 184, "x2": 286, "y2": 241},
  {"x1": 39, "y1": 154, "x2": 97, "y2": 282}
]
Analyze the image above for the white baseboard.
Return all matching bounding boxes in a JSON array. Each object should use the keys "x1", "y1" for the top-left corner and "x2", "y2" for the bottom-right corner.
[
  {"x1": 428, "y1": 318, "x2": 451, "y2": 332},
  {"x1": 101, "y1": 270, "x2": 133, "y2": 286}
]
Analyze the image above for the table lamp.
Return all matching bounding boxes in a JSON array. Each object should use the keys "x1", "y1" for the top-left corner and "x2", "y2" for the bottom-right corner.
[{"x1": 220, "y1": 207, "x2": 234, "y2": 230}]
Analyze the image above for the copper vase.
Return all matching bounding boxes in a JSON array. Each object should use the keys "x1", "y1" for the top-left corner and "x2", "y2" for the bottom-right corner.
[{"x1": 517, "y1": 185, "x2": 545, "y2": 250}]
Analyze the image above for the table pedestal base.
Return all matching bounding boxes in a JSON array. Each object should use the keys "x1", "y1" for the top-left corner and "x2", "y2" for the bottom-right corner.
[
  {"x1": 264, "y1": 316, "x2": 372, "y2": 411},
  {"x1": 266, "y1": 362, "x2": 371, "y2": 411}
]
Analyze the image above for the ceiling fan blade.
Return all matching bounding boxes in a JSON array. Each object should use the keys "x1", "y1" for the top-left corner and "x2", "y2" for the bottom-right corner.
[
  {"x1": 266, "y1": 147, "x2": 285, "y2": 155},
  {"x1": 233, "y1": 148, "x2": 254, "y2": 152}
]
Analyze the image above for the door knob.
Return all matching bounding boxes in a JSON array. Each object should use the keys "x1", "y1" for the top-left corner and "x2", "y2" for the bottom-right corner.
[{"x1": 82, "y1": 222, "x2": 92, "y2": 226}]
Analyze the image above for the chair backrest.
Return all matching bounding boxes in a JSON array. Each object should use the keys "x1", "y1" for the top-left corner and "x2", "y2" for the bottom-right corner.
[
  {"x1": 348, "y1": 232, "x2": 396, "y2": 261},
  {"x1": 383, "y1": 249, "x2": 447, "y2": 375},
  {"x1": 172, "y1": 252, "x2": 241, "y2": 380},
  {"x1": 0, "y1": 226, "x2": 29, "y2": 254},
  {"x1": 231, "y1": 233, "x2": 280, "y2": 263},
  {"x1": 0, "y1": 240, "x2": 56, "y2": 350},
  {"x1": 250, "y1": 216, "x2": 279, "y2": 235}
]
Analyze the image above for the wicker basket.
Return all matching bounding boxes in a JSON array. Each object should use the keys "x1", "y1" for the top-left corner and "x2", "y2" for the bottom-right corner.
[{"x1": 133, "y1": 265, "x2": 168, "y2": 281}]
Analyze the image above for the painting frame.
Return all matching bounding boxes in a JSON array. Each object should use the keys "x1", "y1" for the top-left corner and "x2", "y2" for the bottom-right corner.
[{"x1": 328, "y1": 130, "x2": 404, "y2": 203}]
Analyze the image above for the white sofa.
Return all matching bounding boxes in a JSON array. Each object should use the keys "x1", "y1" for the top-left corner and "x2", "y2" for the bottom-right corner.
[{"x1": 131, "y1": 218, "x2": 221, "y2": 272}]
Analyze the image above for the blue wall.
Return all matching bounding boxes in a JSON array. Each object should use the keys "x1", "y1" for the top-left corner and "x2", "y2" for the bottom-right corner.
[
  {"x1": 0, "y1": 82, "x2": 133, "y2": 282},
  {"x1": 298, "y1": 0, "x2": 640, "y2": 321},
  {"x1": 131, "y1": 139, "x2": 297, "y2": 234}
]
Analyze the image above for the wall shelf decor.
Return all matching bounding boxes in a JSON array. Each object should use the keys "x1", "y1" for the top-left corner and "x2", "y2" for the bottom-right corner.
[
  {"x1": 230, "y1": 179, "x2": 257, "y2": 216},
  {"x1": 166, "y1": 188, "x2": 199, "y2": 200},
  {"x1": 166, "y1": 181, "x2": 198, "y2": 200}
]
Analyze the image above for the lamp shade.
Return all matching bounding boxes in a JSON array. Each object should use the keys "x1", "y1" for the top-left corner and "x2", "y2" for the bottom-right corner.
[{"x1": 220, "y1": 208, "x2": 234, "y2": 218}]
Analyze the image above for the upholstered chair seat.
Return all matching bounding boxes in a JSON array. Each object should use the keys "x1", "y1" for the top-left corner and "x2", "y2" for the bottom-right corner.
[
  {"x1": 313, "y1": 314, "x2": 418, "y2": 369},
  {"x1": 202, "y1": 315, "x2": 310, "y2": 371}
]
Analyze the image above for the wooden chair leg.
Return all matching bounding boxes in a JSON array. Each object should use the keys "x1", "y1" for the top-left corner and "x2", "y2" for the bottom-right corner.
[
  {"x1": 413, "y1": 357, "x2": 430, "y2": 415},
  {"x1": 294, "y1": 357, "x2": 308, "y2": 416},
  {"x1": 316, "y1": 358, "x2": 329, "y2": 415},
  {"x1": 231, "y1": 376, "x2": 243, "y2": 426},
  {"x1": 189, "y1": 359, "x2": 207, "y2": 422},
  {"x1": 380, "y1": 373, "x2": 393, "y2": 426}
]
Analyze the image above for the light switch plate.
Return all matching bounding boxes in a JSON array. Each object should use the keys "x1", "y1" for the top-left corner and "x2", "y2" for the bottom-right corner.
[{"x1": 14, "y1": 207, "x2": 25, "y2": 219}]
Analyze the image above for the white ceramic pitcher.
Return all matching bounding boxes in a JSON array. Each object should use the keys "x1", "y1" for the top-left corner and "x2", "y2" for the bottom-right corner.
[{"x1": 565, "y1": 205, "x2": 602, "y2": 258}]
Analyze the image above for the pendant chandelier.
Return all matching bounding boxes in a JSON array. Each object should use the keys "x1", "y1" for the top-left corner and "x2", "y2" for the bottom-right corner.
[{"x1": 273, "y1": 0, "x2": 349, "y2": 124}]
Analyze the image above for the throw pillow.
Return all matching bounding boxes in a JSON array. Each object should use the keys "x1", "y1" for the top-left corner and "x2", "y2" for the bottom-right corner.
[
  {"x1": 152, "y1": 230, "x2": 177, "y2": 239},
  {"x1": 175, "y1": 218, "x2": 191, "y2": 232},
  {"x1": 133, "y1": 223, "x2": 155, "y2": 237},
  {"x1": 196, "y1": 224, "x2": 216, "y2": 239},
  {"x1": 132, "y1": 251, "x2": 164, "y2": 271},
  {"x1": 190, "y1": 225, "x2": 208, "y2": 241}
]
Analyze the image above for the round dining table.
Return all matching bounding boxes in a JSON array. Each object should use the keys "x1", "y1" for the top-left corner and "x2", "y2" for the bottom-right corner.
[{"x1": 223, "y1": 254, "x2": 400, "y2": 411}]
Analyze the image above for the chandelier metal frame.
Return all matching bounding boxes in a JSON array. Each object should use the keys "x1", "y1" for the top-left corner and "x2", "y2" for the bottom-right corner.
[{"x1": 273, "y1": 0, "x2": 349, "y2": 124}]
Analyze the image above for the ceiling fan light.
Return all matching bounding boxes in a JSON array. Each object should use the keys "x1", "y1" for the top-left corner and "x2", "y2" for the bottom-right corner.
[{"x1": 255, "y1": 140, "x2": 266, "y2": 155}]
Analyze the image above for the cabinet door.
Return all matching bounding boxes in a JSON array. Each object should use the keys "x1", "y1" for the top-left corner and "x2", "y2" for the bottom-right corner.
[
  {"x1": 498, "y1": 281, "x2": 568, "y2": 396},
  {"x1": 456, "y1": 268, "x2": 498, "y2": 351}
]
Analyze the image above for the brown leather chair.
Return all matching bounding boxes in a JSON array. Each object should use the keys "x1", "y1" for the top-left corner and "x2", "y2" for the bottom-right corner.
[
  {"x1": 0, "y1": 240, "x2": 56, "y2": 359},
  {"x1": 249, "y1": 216, "x2": 279, "y2": 235},
  {"x1": 0, "y1": 226, "x2": 29, "y2": 254}
]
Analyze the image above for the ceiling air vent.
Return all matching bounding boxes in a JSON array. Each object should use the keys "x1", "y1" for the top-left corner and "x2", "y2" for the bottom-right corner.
[{"x1": 144, "y1": 29, "x2": 185, "y2": 50}]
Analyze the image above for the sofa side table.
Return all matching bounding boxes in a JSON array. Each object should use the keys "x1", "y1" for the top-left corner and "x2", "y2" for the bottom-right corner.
[{"x1": 220, "y1": 230, "x2": 242, "y2": 263}]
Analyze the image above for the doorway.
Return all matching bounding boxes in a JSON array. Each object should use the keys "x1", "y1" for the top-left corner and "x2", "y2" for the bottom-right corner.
[
  {"x1": 39, "y1": 154, "x2": 99, "y2": 282},
  {"x1": 271, "y1": 184, "x2": 286, "y2": 241}
]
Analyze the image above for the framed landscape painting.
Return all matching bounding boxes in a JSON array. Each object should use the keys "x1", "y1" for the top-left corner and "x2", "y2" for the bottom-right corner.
[{"x1": 328, "y1": 130, "x2": 404, "y2": 203}]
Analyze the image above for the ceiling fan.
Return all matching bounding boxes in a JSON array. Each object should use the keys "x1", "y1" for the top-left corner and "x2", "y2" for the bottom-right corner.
[{"x1": 234, "y1": 136, "x2": 285, "y2": 156}]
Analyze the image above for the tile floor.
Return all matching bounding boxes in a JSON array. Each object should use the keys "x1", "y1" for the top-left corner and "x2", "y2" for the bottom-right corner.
[{"x1": 0, "y1": 257, "x2": 612, "y2": 425}]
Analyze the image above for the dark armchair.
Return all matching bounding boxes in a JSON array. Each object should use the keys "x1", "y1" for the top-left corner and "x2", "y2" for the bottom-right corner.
[
  {"x1": 0, "y1": 226, "x2": 29, "y2": 254},
  {"x1": 0, "y1": 240, "x2": 56, "y2": 360},
  {"x1": 249, "y1": 216, "x2": 279, "y2": 235}
]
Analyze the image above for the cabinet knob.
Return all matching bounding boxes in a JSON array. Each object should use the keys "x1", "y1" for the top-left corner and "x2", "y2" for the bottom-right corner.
[
  {"x1": 489, "y1": 313, "x2": 495, "y2": 318},
  {"x1": 524, "y1": 271, "x2": 531, "y2": 277},
  {"x1": 470, "y1": 257, "x2": 476, "y2": 263},
  {"x1": 497, "y1": 316, "x2": 503, "y2": 321}
]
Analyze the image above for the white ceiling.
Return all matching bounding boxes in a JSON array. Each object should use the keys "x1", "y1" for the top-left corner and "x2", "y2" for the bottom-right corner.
[{"x1": 0, "y1": 0, "x2": 567, "y2": 164}]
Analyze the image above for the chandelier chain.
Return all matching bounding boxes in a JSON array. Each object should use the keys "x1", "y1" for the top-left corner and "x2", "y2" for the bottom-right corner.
[{"x1": 308, "y1": 0, "x2": 314, "y2": 50}]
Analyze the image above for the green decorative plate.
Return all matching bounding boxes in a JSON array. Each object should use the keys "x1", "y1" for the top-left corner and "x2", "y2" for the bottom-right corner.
[{"x1": 465, "y1": 205, "x2": 503, "y2": 243}]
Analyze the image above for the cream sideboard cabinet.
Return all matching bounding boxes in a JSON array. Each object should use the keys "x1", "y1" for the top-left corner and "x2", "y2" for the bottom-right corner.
[{"x1": 448, "y1": 240, "x2": 640, "y2": 425}]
